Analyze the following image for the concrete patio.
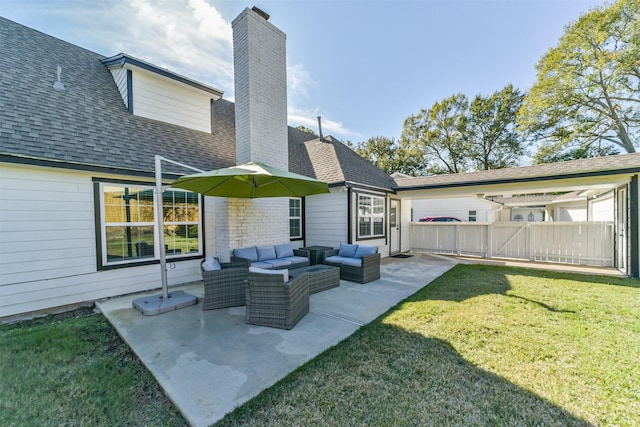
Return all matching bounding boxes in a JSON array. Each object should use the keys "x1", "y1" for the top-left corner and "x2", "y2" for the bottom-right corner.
[
  {"x1": 95, "y1": 252, "x2": 628, "y2": 426},
  {"x1": 96, "y1": 253, "x2": 457, "y2": 426}
]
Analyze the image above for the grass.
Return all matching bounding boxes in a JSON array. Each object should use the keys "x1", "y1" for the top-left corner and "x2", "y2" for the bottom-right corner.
[
  {"x1": 2, "y1": 265, "x2": 638, "y2": 426},
  {"x1": 0, "y1": 308, "x2": 186, "y2": 426},
  {"x1": 217, "y1": 265, "x2": 639, "y2": 426}
]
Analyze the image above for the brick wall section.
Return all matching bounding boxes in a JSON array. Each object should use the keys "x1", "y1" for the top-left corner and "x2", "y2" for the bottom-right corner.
[
  {"x1": 212, "y1": 198, "x2": 289, "y2": 261},
  {"x1": 213, "y1": 8, "x2": 290, "y2": 259}
]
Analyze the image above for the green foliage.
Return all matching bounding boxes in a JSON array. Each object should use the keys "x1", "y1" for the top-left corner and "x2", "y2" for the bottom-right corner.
[
  {"x1": 518, "y1": 0, "x2": 640, "y2": 162},
  {"x1": 349, "y1": 136, "x2": 423, "y2": 175},
  {"x1": 467, "y1": 84, "x2": 526, "y2": 170},
  {"x1": 295, "y1": 125, "x2": 317, "y2": 136},
  {"x1": 401, "y1": 86, "x2": 526, "y2": 174}
]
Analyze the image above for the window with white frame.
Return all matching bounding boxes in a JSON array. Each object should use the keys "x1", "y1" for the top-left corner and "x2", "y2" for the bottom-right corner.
[
  {"x1": 357, "y1": 194, "x2": 385, "y2": 238},
  {"x1": 289, "y1": 198, "x2": 302, "y2": 239},
  {"x1": 97, "y1": 182, "x2": 201, "y2": 267}
]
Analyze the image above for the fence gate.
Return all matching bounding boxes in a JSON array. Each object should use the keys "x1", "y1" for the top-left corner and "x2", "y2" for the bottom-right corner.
[{"x1": 411, "y1": 222, "x2": 614, "y2": 267}]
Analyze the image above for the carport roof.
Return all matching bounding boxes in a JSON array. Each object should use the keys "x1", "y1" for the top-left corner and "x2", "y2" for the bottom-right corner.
[{"x1": 393, "y1": 153, "x2": 640, "y2": 190}]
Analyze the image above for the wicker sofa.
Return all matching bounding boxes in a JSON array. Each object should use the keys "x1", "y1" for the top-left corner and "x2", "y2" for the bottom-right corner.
[
  {"x1": 200, "y1": 257, "x2": 249, "y2": 310},
  {"x1": 323, "y1": 243, "x2": 381, "y2": 284},
  {"x1": 231, "y1": 243, "x2": 310, "y2": 269},
  {"x1": 244, "y1": 269, "x2": 310, "y2": 330}
]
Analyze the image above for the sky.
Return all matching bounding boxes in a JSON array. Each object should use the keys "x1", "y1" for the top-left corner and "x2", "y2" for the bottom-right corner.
[{"x1": 1, "y1": 0, "x2": 609, "y2": 142}]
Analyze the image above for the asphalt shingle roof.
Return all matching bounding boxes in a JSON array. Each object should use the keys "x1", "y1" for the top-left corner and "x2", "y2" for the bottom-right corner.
[
  {"x1": 0, "y1": 17, "x2": 394, "y2": 191},
  {"x1": 394, "y1": 153, "x2": 640, "y2": 190},
  {"x1": 289, "y1": 135, "x2": 397, "y2": 190}
]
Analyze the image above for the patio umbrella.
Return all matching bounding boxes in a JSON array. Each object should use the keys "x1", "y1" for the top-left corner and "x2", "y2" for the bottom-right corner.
[{"x1": 169, "y1": 161, "x2": 329, "y2": 198}]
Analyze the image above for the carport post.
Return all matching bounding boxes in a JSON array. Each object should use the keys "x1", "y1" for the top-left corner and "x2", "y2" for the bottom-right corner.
[{"x1": 630, "y1": 175, "x2": 639, "y2": 278}]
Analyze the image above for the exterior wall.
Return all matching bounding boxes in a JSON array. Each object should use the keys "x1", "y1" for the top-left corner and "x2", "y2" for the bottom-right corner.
[
  {"x1": 304, "y1": 189, "x2": 348, "y2": 248},
  {"x1": 131, "y1": 72, "x2": 212, "y2": 133},
  {"x1": 554, "y1": 201, "x2": 587, "y2": 221},
  {"x1": 400, "y1": 198, "x2": 412, "y2": 253},
  {"x1": 0, "y1": 164, "x2": 202, "y2": 318},
  {"x1": 411, "y1": 197, "x2": 500, "y2": 222},
  {"x1": 212, "y1": 197, "x2": 289, "y2": 262},
  {"x1": 589, "y1": 194, "x2": 614, "y2": 221},
  {"x1": 110, "y1": 68, "x2": 128, "y2": 108}
]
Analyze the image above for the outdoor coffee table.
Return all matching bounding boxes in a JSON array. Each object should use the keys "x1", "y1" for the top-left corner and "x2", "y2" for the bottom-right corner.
[{"x1": 289, "y1": 264, "x2": 340, "y2": 294}]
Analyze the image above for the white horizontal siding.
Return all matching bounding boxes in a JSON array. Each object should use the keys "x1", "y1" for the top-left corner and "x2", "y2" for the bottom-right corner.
[
  {"x1": 591, "y1": 196, "x2": 614, "y2": 221},
  {"x1": 110, "y1": 68, "x2": 129, "y2": 108},
  {"x1": 0, "y1": 164, "x2": 204, "y2": 318},
  {"x1": 305, "y1": 190, "x2": 348, "y2": 247},
  {"x1": 411, "y1": 197, "x2": 498, "y2": 222},
  {"x1": 132, "y1": 72, "x2": 211, "y2": 133}
]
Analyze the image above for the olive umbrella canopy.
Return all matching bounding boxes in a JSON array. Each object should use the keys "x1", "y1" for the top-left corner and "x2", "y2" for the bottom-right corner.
[{"x1": 169, "y1": 161, "x2": 329, "y2": 198}]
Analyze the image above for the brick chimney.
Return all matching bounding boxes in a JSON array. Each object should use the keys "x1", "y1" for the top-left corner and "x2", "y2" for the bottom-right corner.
[
  {"x1": 232, "y1": 6, "x2": 288, "y2": 168},
  {"x1": 212, "y1": 7, "x2": 290, "y2": 260}
]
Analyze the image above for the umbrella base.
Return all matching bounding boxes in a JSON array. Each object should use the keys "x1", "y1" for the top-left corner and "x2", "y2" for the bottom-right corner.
[{"x1": 132, "y1": 290, "x2": 198, "y2": 316}]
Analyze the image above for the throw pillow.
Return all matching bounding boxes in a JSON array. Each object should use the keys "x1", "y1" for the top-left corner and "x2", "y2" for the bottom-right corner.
[
  {"x1": 338, "y1": 242, "x2": 358, "y2": 258},
  {"x1": 354, "y1": 245, "x2": 377, "y2": 259},
  {"x1": 274, "y1": 243, "x2": 295, "y2": 258},
  {"x1": 234, "y1": 246, "x2": 258, "y2": 262},
  {"x1": 202, "y1": 257, "x2": 221, "y2": 271},
  {"x1": 257, "y1": 245, "x2": 277, "y2": 261}
]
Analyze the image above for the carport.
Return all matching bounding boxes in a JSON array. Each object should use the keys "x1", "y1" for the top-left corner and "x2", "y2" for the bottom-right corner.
[{"x1": 394, "y1": 153, "x2": 640, "y2": 278}]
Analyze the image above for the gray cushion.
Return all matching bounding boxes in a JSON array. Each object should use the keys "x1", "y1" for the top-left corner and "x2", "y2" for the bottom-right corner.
[
  {"x1": 274, "y1": 243, "x2": 295, "y2": 258},
  {"x1": 338, "y1": 242, "x2": 358, "y2": 258},
  {"x1": 202, "y1": 257, "x2": 221, "y2": 271},
  {"x1": 264, "y1": 258, "x2": 292, "y2": 268},
  {"x1": 250, "y1": 261, "x2": 274, "y2": 269},
  {"x1": 354, "y1": 245, "x2": 377, "y2": 258},
  {"x1": 325, "y1": 255, "x2": 350, "y2": 264},
  {"x1": 257, "y1": 245, "x2": 277, "y2": 261},
  {"x1": 249, "y1": 266, "x2": 289, "y2": 282},
  {"x1": 282, "y1": 256, "x2": 308, "y2": 265},
  {"x1": 342, "y1": 258, "x2": 362, "y2": 267},
  {"x1": 234, "y1": 246, "x2": 258, "y2": 262}
]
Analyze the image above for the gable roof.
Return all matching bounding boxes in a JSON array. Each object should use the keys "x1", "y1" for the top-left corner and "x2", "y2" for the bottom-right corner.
[
  {"x1": 0, "y1": 17, "x2": 395, "y2": 192},
  {"x1": 0, "y1": 17, "x2": 234, "y2": 178},
  {"x1": 394, "y1": 153, "x2": 640, "y2": 191},
  {"x1": 289, "y1": 135, "x2": 397, "y2": 191}
]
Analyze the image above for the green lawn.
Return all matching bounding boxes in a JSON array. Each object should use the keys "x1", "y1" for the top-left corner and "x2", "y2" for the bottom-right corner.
[
  {"x1": 0, "y1": 308, "x2": 186, "y2": 426},
  {"x1": 2, "y1": 265, "x2": 638, "y2": 426},
  {"x1": 218, "y1": 265, "x2": 639, "y2": 426}
]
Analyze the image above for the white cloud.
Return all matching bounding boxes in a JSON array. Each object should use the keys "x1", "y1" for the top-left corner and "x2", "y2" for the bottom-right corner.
[
  {"x1": 288, "y1": 106, "x2": 361, "y2": 141},
  {"x1": 287, "y1": 63, "x2": 314, "y2": 98}
]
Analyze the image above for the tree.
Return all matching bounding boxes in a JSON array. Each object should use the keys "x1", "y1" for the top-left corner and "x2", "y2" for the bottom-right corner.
[
  {"x1": 401, "y1": 87, "x2": 526, "y2": 174},
  {"x1": 349, "y1": 136, "x2": 423, "y2": 175},
  {"x1": 295, "y1": 125, "x2": 317, "y2": 136},
  {"x1": 402, "y1": 94, "x2": 470, "y2": 174},
  {"x1": 467, "y1": 84, "x2": 526, "y2": 170},
  {"x1": 518, "y1": 0, "x2": 640, "y2": 163}
]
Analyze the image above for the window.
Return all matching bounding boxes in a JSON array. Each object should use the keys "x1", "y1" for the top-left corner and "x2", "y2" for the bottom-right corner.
[
  {"x1": 469, "y1": 210, "x2": 477, "y2": 222},
  {"x1": 98, "y1": 182, "x2": 201, "y2": 267},
  {"x1": 289, "y1": 198, "x2": 302, "y2": 239},
  {"x1": 357, "y1": 194, "x2": 385, "y2": 238}
]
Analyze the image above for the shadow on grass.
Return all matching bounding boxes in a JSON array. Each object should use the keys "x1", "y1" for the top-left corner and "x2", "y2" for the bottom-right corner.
[
  {"x1": 218, "y1": 324, "x2": 593, "y2": 426},
  {"x1": 506, "y1": 294, "x2": 576, "y2": 313},
  {"x1": 413, "y1": 264, "x2": 638, "y2": 305}
]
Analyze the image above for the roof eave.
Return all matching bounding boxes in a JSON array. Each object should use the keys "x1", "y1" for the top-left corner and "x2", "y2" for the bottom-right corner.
[{"x1": 101, "y1": 53, "x2": 224, "y2": 99}]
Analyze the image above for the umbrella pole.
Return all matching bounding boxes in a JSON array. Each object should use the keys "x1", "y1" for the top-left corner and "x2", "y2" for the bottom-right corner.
[
  {"x1": 155, "y1": 154, "x2": 170, "y2": 300},
  {"x1": 132, "y1": 155, "x2": 200, "y2": 315}
]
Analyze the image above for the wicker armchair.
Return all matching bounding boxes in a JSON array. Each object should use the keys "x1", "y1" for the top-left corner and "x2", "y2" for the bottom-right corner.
[
  {"x1": 201, "y1": 259, "x2": 249, "y2": 310},
  {"x1": 323, "y1": 249, "x2": 381, "y2": 284},
  {"x1": 245, "y1": 271, "x2": 310, "y2": 330}
]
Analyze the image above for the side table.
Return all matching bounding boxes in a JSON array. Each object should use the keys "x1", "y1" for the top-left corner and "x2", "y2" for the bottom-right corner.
[{"x1": 300, "y1": 246, "x2": 333, "y2": 265}]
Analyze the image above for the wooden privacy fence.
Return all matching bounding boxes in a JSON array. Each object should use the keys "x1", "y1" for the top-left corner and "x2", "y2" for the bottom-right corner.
[{"x1": 411, "y1": 222, "x2": 614, "y2": 267}]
